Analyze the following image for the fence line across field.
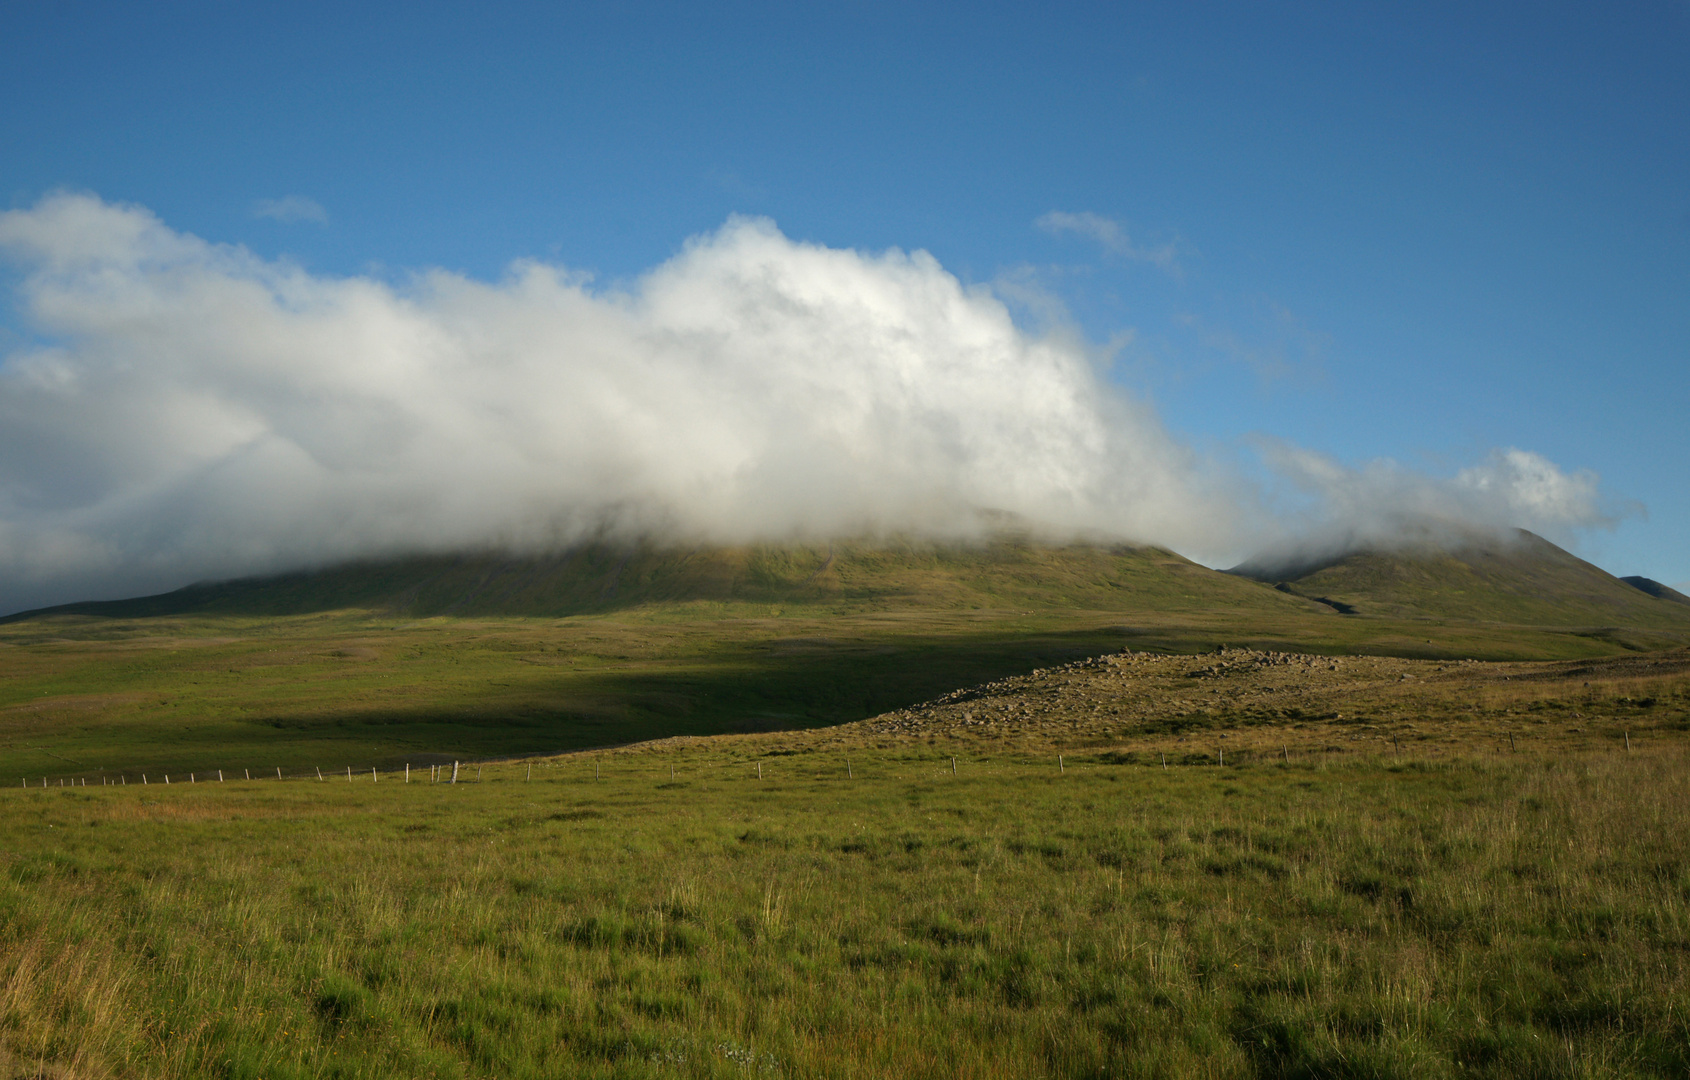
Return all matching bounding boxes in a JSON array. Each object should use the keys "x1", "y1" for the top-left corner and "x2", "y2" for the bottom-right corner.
[{"x1": 10, "y1": 735, "x2": 1599, "y2": 790}]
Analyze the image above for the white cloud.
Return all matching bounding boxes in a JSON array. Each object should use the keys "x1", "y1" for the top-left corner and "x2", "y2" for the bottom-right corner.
[
  {"x1": 252, "y1": 195, "x2": 328, "y2": 224},
  {"x1": 1036, "y1": 210, "x2": 1180, "y2": 271},
  {"x1": 0, "y1": 194, "x2": 1621, "y2": 610},
  {"x1": 1454, "y1": 449, "x2": 1610, "y2": 529},
  {"x1": 0, "y1": 194, "x2": 1244, "y2": 609},
  {"x1": 1239, "y1": 441, "x2": 1621, "y2": 573}
]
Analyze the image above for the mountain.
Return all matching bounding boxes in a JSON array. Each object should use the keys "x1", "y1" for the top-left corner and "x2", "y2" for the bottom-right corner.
[
  {"x1": 1230, "y1": 530, "x2": 1690, "y2": 628},
  {"x1": 1621, "y1": 576, "x2": 1690, "y2": 607},
  {"x1": 1, "y1": 539, "x2": 1328, "y2": 623},
  {"x1": 14, "y1": 532, "x2": 1686, "y2": 647}
]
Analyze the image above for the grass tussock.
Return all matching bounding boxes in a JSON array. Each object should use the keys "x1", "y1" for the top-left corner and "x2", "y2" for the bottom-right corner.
[{"x1": 2, "y1": 745, "x2": 1688, "y2": 1078}]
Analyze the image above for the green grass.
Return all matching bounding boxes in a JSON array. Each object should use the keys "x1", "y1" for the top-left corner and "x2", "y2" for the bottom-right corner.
[
  {"x1": 3, "y1": 602, "x2": 1679, "y2": 783},
  {"x1": 3, "y1": 745, "x2": 1687, "y2": 1078},
  {"x1": 5, "y1": 536, "x2": 1687, "y2": 783},
  {"x1": 3, "y1": 541, "x2": 1317, "y2": 622},
  {"x1": 6, "y1": 539, "x2": 1688, "y2": 1076},
  {"x1": 1254, "y1": 530, "x2": 1690, "y2": 630}
]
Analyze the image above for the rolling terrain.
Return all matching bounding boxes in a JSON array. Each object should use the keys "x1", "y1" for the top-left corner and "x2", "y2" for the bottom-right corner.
[
  {"x1": 3, "y1": 635, "x2": 1686, "y2": 1078},
  {"x1": 1, "y1": 534, "x2": 1687, "y2": 783},
  {"x1": 795, "y1": 641, "x2": 1690, "y2": 762},
  {"x1": 3, "y1": 536, "x2": 1689, "y2": 1077}
]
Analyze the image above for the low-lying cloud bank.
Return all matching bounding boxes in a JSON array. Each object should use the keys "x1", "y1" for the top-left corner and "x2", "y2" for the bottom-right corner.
[
  {"x1": 1235, "y1": 441, "x2": 1614, "y2": 577},
  {"x1": 0, "y1": 194, "x2": 1615, "y2": 612}
]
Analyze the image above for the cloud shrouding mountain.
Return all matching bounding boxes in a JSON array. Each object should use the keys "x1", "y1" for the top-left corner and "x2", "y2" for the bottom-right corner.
[{"x1": 0, "y1": 194, "x2": 1613, "y2": 611}]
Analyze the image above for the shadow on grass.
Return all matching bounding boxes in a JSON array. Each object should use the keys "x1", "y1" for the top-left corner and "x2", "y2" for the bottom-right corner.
[{"x1": 234, "y1": 627, "x2": 1138, "y2": 766}]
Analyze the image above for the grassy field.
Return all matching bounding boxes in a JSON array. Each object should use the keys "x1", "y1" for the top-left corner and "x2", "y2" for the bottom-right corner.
[
  {"x1": 3, "y1": 541, "x2": 1689, "y2": 1076},
  {"x1": 800, "y1": 645, "x2": 1690, "y2": 764},
  {"x1": 5, "y1": 603, "x2": 1684, "y2": 785},
  {"x1": 3, "y1": 741, "x2": 1687, "y2": 1078},
  {"x1": 4, "y1": 538, "x2": 1686, "y2": 783}
]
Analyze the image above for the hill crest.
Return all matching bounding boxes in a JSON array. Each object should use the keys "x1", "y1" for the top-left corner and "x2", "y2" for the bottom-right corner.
[
  {"x1": 1230, "y1": 529, "x2": 1690, "y2": 629},
  {"x1": 0, "y1": 539, "x2": 1326, "y2": 623},
  {"x1": 1622, "y1": 576, "x2": 1690, "y2": 607}
]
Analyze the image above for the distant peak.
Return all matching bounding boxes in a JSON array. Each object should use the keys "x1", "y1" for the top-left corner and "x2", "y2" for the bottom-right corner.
[
  {"x1": 1621, "y1": 576, "x2": 1690, "y2": 607},
  {"x1": 1227, "y1": 524, "x2": 1538, "y2": 583}
]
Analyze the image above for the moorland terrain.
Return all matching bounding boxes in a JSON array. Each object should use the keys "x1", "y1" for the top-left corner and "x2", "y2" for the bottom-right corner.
[
  {"x1": 3, "y1": 533, "x2": 1686, "y2": 784},
  {"x1": 1, "y1": 532, "x2": 1688, "y2": 1078}
]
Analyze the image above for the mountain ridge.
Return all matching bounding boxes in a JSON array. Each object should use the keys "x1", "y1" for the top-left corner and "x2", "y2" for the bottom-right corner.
[
  {"x1": 1621, "y1": 576, "x2": 1690, "y2": 607},
  {"x1": 1229, "y1": 529, "x2": 1690, "y2": 629},
  {"x1": 0, "y1": 539, "x2": 1326, "y2": 624},
  {"x1": 8, "y1": 532, "x2": 1687, "y2": 641}
]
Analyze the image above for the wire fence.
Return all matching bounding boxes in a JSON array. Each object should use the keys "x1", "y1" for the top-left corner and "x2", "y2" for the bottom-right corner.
[{"x1": 12, "y1": 731, "x2": 1622, "y2": 791}]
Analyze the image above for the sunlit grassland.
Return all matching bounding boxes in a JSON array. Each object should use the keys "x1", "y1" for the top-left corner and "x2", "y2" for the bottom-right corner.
[
  {"x1": 3, "y1": 744, "x2": 1688, "y2": 1078},
  {"x1": 1, "y1": 600, "x2": 1674, "y2": 784}
]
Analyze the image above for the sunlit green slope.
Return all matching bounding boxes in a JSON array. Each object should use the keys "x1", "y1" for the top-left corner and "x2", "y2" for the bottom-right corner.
[
  {"x1": 1, "y1": 534, "x2": 1687, "y2": 779},
  {"x1": 5, "y1": 539, "x2": 1326, "y2": 622},
  {"x1": 1232, "y1": 529, "x2": 1690, "y2": 630}
]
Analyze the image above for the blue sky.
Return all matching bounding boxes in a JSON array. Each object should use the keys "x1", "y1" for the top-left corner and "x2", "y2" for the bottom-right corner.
[{"x1": 2, "y1": 0, "x2": 1686, "y2": 599}]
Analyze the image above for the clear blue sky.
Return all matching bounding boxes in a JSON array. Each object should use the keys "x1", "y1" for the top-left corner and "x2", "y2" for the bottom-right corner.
[{"x1": 4, "y1": 1, "x2": 1687, "y2": 588}]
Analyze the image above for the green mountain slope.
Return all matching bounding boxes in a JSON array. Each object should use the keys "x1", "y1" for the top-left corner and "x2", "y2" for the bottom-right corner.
[
  {"x1": 2, "y1": 534, "x2": 1686, "y2": 779},
  {"x1": 1231, "y1": 530, "x2": 1690, "y2": 629},
  {"x1": 2, "y1": 539, "x2": 1328, "y2": 623},
  {"x1": 1622, "y1": 576, "x2": 1690, "y2": 607}
]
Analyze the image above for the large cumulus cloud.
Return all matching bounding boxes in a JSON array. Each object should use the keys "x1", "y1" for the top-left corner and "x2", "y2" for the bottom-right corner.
[{"x1": 0, "y1": 194, "x2": 1615, "y2": 611}]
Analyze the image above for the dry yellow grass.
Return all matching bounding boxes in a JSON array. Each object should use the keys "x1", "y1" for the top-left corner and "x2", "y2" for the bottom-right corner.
[{"x1": 692, "y1": 643, "x2": 1690, "y2": 764}]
